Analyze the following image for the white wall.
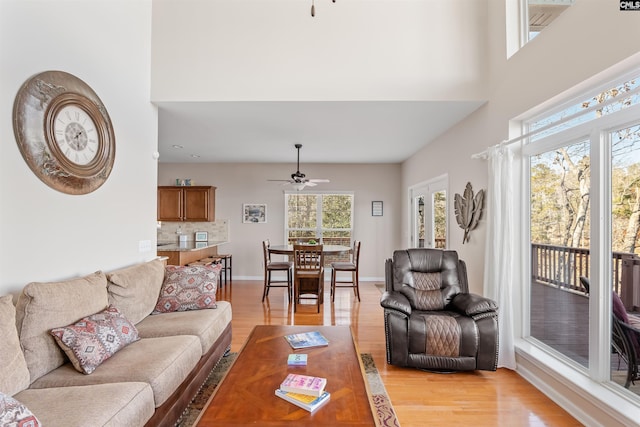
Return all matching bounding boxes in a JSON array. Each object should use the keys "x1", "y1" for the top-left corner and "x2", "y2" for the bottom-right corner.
[
  {"x1": 151, "y1": 0, "x2": 488, "y2": 102},
  {"x1": 158, "y1": 162, "x2": 401, "y2": 280},
  {"x1": 0, "y1": 1, "x2": 157, "y2": 295}
]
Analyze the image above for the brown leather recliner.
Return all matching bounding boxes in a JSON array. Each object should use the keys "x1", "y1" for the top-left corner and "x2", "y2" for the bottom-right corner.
[{"x1": 380, "y1": 248, "x2": 499, "y2": 371}]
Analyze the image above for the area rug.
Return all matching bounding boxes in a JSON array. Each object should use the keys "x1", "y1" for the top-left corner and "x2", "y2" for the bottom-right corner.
[{"x1": 176, "y1": 352, "x2": 401, "y2": 427}]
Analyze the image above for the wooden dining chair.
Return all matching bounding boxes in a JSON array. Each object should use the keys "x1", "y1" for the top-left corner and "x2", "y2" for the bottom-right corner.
[
  {"x1": 330, "y1": 240, "x2": 361, "y2": 302},
  {"x1": 293, "y1": 244, "x2": 324, "y2": 312},
  {"x1": 262, "y1": 240, "x2": 293, "y2": 302}
]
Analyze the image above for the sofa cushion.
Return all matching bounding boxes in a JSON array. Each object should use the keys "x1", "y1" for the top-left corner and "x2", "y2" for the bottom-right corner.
[
  {"x1": 152, "y1": 264, "x2": 221, "y2": 314},
  {"x1": 0, "y1": 391, "x2": 41, "y2": 427},
  {"x1": 136, "y1": 300, "x2": 232, "y2": 355},
  {"x1": 15, "y1": 382, "x2": 154, "y2": 427},
  {"x1": 0, "y1": 295, "x2": 30, "y2": 395},
  {"x1": 29, "y1": 335, "x2": 201, "y2": 407},
  {"x1": 15, "y1": 271, "x2": 109, "y2": 383},
  {"x1": 107, "y1": 259, "x2": 165, "y2": 324},
  {"x1": 50, "y1": 305, "x2": 140, "y2": 374}
]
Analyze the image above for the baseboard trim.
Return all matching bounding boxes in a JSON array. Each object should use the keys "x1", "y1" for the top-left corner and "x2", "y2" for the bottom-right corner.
[{"x1": 515, "y1": 341, "x2": 640, "y2": 427}]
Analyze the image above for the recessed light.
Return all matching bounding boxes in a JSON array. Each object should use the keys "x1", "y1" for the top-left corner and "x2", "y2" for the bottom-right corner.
[
  {"x1": 191, "y1": 154, "x2": 200, "y2": 158},
  {"x1": 172, "y1": 144, "x2": 183, "y2": 149}
]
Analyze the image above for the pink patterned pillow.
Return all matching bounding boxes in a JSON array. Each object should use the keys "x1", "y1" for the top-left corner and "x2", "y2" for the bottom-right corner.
[
  {"x1": 153, "y1": 264, "x2": 222, "y2": 314},
  {"x1": 50, "y1": 305, "x2": 140, "y2": 374},
  {"x1": 0, "y1": 392, "x2": 40, "y2": 427}
]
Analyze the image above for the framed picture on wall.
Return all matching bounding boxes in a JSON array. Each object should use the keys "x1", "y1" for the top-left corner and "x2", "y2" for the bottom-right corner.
[
  {"x1": 372, "y1": 201, "x2": 383, "y2": 216},
  {"x1": 243, "y1": 203, "x2": 267, "y2": 223},
  {"x1": 195, "y1": 231, "x2": 208, "y2": 242}
]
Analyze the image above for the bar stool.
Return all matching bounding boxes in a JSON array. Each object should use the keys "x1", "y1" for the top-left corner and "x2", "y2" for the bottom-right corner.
[{"x1": 217, "y1": 253, "x2": 232, "y2": 286}]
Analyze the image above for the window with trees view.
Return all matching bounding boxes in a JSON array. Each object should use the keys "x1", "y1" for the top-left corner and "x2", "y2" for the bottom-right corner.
[
  {"x1": 285, "y1": 192, "x2": 354, "y2": 263},
  {"x1": 525, "y1": 70, "x2": 640, "y2": 392}
]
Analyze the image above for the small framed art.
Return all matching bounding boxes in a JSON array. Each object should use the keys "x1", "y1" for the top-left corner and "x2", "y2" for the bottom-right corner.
[
  {"x1": 243, "y1": 203, "x2": 267, "y2": 223},
  {"x1": 195, "y1": 231, "x2": 208, "y2": 242},
  {"x1": 372, "y1": 201, "x2": 383, "y2": 216}
]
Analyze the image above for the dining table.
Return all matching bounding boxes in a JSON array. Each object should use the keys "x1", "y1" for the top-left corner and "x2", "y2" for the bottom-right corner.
[{"x1": 267, "y1": 244, "x2": 352, "y2": 256}]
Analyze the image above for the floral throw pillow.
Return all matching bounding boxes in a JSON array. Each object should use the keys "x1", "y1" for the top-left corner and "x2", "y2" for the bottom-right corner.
[
  {"x1": 153, "y1": 264, "x2": 222, "y2": 314},
  {"x1": 0, "y1": 392, "x2": 41, "y2": 427},
  {"x1": 50, "y1": 305, "x2": 140, "y2": 374}
]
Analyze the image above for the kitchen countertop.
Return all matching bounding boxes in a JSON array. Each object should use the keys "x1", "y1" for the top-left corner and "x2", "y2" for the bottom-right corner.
[{"x1": 156, "y1": 240, "x2": 228, "y2": 252}]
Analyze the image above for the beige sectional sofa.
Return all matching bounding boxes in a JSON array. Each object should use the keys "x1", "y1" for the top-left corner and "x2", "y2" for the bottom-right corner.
[{"x1": 0, "y1": 258, "x2": 232, "y2": 427}]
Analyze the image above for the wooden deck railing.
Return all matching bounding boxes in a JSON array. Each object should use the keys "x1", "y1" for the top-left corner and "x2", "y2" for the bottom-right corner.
[{"x1": 531, "y1": 243, "x2": 639, "y2": 311}]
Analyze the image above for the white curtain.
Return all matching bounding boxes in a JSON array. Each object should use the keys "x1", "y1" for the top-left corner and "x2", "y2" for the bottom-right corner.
[{"x1": 483, "y1": 144, "x2": 517, "y2": 369}]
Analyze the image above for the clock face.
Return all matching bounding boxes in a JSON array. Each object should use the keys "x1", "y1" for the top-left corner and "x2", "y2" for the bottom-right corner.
[
  {"x1": 13, "y1": 71, "x2": 115, "y2": 195},
  {"x1": 53, "y1": 105, "x2": 99, "y2": 166}
]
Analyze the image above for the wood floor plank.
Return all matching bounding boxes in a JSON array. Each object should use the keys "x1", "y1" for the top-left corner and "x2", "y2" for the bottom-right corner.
[{"x1": 217, "y1": 280, "x2": 583, "y2": 426}]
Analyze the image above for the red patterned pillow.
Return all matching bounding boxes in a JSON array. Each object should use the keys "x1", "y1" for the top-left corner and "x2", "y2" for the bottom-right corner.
[
  {"x1": 0, "y1": 392, "x2": 40, "y2": 427},
  {"x1": 50, "y1": 305, "x2": 140, "y2": 374},
  {"x1": 153, "y1": 264, "x2": 222, "y2": 314}
]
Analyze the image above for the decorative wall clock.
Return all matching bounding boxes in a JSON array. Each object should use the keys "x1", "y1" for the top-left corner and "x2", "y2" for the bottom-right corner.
[{"x1": 13, "y1": 71, "x2": 115, "y2": 195}]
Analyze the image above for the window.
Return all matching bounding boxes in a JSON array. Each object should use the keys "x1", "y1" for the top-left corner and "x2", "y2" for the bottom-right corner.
[
  {"x1": 285, "y1": 192, "x2": 354, "y2": 263},
  {"x1": 524, "y1": 70, "x2": 640, "y2": 395},
  {"x1": 409, "y1": 176, "x2": 448, "y2": 249},
  {"x1": 524, "y1": 0, "x2": 574, "y2": 44}
]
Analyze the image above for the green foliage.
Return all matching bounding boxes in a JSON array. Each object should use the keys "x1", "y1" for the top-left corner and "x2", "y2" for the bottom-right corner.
[{"x1": 286, "y1": 193, "x2": 353, "y2": 245}]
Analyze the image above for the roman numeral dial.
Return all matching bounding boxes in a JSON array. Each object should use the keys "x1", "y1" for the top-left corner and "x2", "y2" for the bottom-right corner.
[{"x1": 53, "y1": 105, "x2": 99, "y2": 166}]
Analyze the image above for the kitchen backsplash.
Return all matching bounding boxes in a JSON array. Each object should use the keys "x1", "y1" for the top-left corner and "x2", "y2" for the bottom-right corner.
[{"x1": 157, "y1": 220, "x2": 229, "y2": 243}]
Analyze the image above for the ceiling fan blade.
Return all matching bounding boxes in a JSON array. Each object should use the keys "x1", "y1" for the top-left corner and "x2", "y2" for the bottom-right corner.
[{"x1": 267, "y1": 144, "x2": 328, "y2": 190}]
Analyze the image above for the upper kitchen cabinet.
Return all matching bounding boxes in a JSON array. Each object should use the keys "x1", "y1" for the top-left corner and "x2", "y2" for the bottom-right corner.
[{"x1": 158, "y1": 186, "x2": 216, "y2": 222}]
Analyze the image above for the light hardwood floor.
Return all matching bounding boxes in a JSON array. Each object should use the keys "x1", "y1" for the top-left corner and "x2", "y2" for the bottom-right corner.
[{"x1": 216, "y1": 279, "x2": 583, "y2": 427}]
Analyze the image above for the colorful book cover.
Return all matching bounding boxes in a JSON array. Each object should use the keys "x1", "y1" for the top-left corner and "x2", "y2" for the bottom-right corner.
[
  {"x1": 287, "y1": 353, "x2": 308, "y2": 366},
  {"x1": 283, "y1": 331, "x2": 329, "y2": 349},
  {"x1": 280, "y1": 373, "x2": 327, "y2": 397},
  {"x1": 275, "y1": 389, "x2": 331, "y2": 413}
]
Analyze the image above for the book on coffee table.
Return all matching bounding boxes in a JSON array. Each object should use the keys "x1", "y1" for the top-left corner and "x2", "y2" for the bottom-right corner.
[
  {"x1": 284, "y1": 331, "x2": 329, "y2": 349},
  {"x1": 287, "y1": 353, "x2": 307, "y2": 366},
  {"x1": 280, "y1": 373, "x2": 327, "y2": 397},
  {"x1": 275, "y1": 389, "x2": 331, "y2": 413}
]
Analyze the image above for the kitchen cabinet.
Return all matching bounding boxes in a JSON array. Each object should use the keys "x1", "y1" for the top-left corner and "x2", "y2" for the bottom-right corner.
[{"x1": 158, "y1": 186, "x2": 216, "y2": 222}]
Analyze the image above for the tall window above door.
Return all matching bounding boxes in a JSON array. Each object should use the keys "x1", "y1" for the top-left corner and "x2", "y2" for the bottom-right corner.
[{"x1": 526, "y1": 0, "x2": 574, "y2": 41}]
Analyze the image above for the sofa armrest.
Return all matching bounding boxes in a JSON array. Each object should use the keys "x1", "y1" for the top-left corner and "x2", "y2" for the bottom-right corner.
[
  {"x1": 380, "y1": 291, "x2": 412, "y2": 316},
  {"x1": 451, "y1": 293, "x2": 497, "y2": 316}
]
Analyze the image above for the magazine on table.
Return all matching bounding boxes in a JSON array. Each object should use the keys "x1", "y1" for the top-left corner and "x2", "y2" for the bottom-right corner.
[{"x1": 284, "y1": 331, "x2": 329, "y2": 349}]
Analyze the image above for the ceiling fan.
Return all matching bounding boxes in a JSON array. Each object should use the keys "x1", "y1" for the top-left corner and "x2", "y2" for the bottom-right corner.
[{"x1": 268, "y1": 144, "x2": 330, "y2": 191}]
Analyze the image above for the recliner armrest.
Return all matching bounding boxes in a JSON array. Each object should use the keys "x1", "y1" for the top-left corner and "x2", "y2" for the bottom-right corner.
[
  {"x1": 451, "y1": 293, "x2": 497, "y2": 316},
  {"x1": 380, "y1": 291, "x2": 412, "y2": 316}
]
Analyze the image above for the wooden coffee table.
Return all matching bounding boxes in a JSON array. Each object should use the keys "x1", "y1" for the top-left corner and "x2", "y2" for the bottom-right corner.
[{"x1": 195, "y1": 325, "x2": 379, "y2": 426}]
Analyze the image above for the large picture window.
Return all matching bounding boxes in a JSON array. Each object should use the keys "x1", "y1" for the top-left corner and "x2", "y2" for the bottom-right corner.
[
  {"x1": 284, "y1": 192, "x2": 354, "y2": 263},
  {"x1": 523, "y1": 70, "x2": 640, "y2": 395}
]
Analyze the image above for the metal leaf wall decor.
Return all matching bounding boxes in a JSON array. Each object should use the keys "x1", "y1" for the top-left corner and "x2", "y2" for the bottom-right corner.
[{"x1": 454, "y1": 182, "x2": 485, "y2": 244}]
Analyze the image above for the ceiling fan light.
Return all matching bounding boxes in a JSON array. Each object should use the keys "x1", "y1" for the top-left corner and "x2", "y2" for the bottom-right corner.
[{"x1": 292, "y1": 182, "x2": 306, "y2": 191}]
